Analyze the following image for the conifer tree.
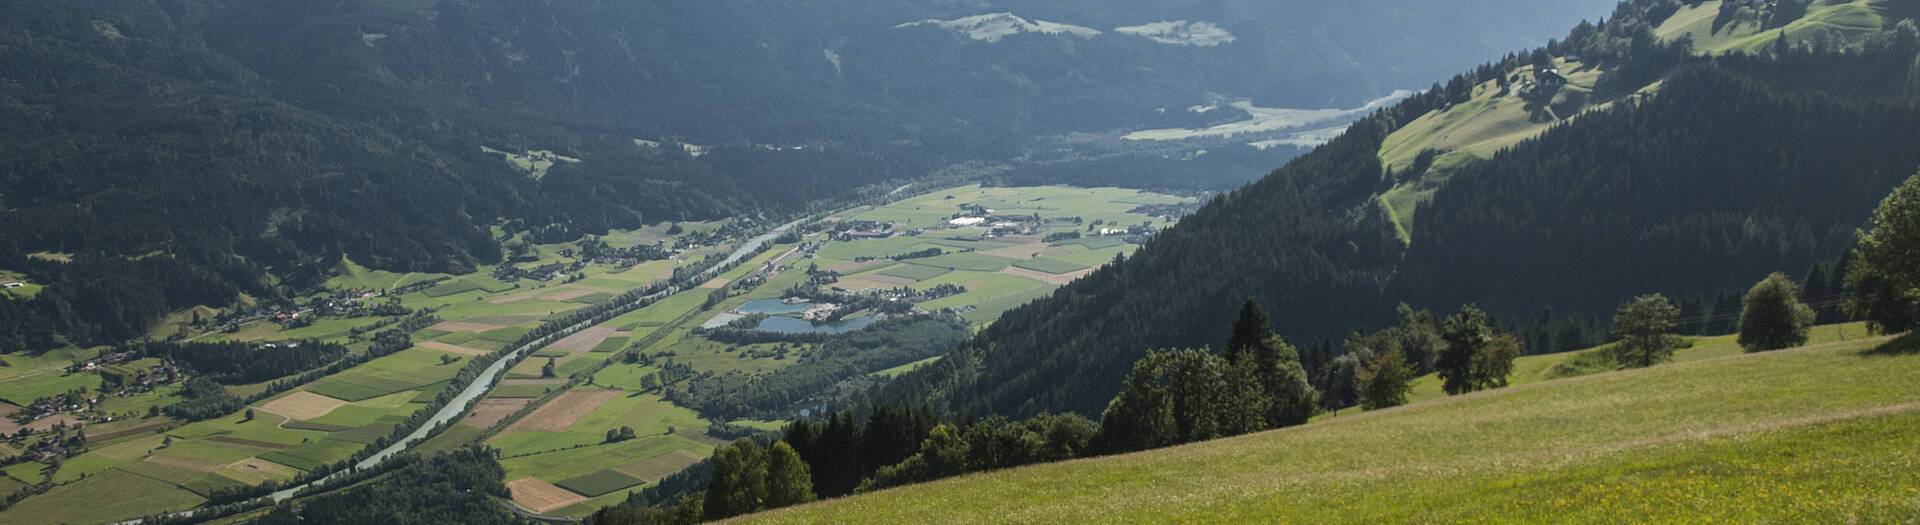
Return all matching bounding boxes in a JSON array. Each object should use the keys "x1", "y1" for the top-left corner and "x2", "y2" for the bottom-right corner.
[{"x1": 1611, "y1": 294, "x2": 1683, "y2": 368}]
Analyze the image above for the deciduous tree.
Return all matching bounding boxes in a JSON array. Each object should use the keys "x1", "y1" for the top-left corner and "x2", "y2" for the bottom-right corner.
[
  {"x1": 1846, "y1": 171, "x2": 1920, "y2": 334},
  {"x1": 1738, "y1": 273, "x2": 1816, "y2": 351},
  {"x1": 1356, "y1": 350, "x2": 1413, "y2": 410}
]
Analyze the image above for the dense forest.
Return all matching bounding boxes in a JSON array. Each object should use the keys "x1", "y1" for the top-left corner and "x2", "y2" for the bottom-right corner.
[
  {"x1": 129, "y1": 340, "x2": 346, "y2": 385},
  {"x1": 668, "y1": 315, "x2": 971, "y2": 421},
  {"x1": 249, "y1": 447, "x2": 521, "y2": 525},
  {"x1": 880, "y1": 2, "x2": 1920, "y2": 419}
]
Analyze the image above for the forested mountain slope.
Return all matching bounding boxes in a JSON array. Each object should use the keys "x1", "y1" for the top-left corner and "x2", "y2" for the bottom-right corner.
[{"x1": 879, "y1": 0, "x2": 1920, "y2": 419}]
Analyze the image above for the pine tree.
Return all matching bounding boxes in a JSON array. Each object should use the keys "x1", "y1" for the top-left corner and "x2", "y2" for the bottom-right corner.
[{"x1": 1611, "y1": 294, "x2": 1683, "y2": 368}]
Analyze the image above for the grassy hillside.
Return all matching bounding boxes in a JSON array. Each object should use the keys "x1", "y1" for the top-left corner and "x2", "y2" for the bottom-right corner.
[
  {"x1": 1319, "y1": 322, "x2": 1871, "y2": 419},
  {"x1": 1372, "y1": 0, "x2": 1914, "y2": 238},
  {"x1": 1656, "y1": 0, "x2": 1917, "y2": 55},
  {"x1": 753, "y1": 331, "x2": 1920, "y2": 522}
]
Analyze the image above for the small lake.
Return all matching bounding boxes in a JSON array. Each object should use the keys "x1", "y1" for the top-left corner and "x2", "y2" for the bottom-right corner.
[
  {"x1": 755, "y1": 315, "x2": 877, "y2": 334},
  {"x1": 738, "y1": 298, "x2": 812, "y2": 315}
]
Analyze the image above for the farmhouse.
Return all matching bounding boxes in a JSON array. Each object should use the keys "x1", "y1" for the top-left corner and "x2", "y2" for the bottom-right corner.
[
  {"x1": 1534, "y1": 67, "x2": 1567, "y2": 89},
  {"x1": 948, "y1": 217, "x2": 987, "y2": 227},
  {"x1": 3, "y1": 282, "x2": 22, "y2": 288}
]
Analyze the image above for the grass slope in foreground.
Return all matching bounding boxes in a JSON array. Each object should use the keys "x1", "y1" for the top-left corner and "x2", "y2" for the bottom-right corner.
[{"x1": 748, "y1": 335, "x2": 1920, "y2": 523}]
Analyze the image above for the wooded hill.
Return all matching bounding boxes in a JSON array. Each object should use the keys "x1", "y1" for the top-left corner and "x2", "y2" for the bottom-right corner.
[{"x1": 879, "y1": 0, "x2": 1920, "y2": 419}]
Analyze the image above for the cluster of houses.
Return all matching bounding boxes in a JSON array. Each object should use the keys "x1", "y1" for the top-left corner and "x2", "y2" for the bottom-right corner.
[{"x1": 303, "y1": 289, "x2": 408, "y2": 319}]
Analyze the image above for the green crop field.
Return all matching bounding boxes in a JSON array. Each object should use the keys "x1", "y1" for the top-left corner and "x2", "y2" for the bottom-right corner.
[
  {"x1": 502, "y1": 434, "x2": 716, "y2": 483},
  {"x1": 959, "y1": 286, "x2": 1060, "y2": 325},
  {"x1": 876, "y1": 264, "x2": 951, "y2": 281},
  {"x1": 1052, "y1": 236, "x2": 1126, "y2": 250},
  {"x1": 816, "y1": 237, "x2": 945, "y2": 261},
  {"x1": 1011, "y1": 257, "x2": 1088, "y2": 274},
  {"x1": 591, "y1": 336, "x2": 630, "y2": 353},
  {"x1": 592, "y1": 364, "x2": 659, "y2": 391},
  {"x1": 556, "y1": 469, "x2": 647, "y2": 497},
  {"x1": 491, "y1": 391, "x2": 708, "y2": 458},
  {"x1": 492, "y1": 384, "x2": 554, "y2": 398},
  {"x1": 477, "y1": 326, "x2": 533, "y2": 343},
  {"x1": 751, "y1": 332, "x2": 1920, "y2": 523},
  {"x1": 421, "y1": 279, "x2": 485, "y2": 297},
  {"x1": 305, "y1": 348, "x2": 463, "y2": 401},
  {"x1": 916, "y1": 272, "x2": 1048, "y2": 311},
  {"x1": 0, "y1": 468, "x2": 205, "y2": 524},
  {"x1": 180, "y1": 472, "x2": 249, "y2": 497},
  {"x1": 904, "y1": 253, "x2": 1016, "y2": 272},
  {"x1": 259, "y1": 438, "x2": 363, "y2": 472}
]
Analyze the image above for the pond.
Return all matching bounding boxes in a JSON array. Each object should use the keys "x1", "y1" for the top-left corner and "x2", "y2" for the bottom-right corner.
[
  {"x1": 737, "y1": 298, "x2": 813, "y2": 315},
  {"x1": 754, "y1": 315, "x2": 877, "y2": 334}
]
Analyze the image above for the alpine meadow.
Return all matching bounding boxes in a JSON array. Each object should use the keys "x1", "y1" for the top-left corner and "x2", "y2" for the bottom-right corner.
[{"x1": 3, "y1": 0, "x2": 1918, "y2": 523}]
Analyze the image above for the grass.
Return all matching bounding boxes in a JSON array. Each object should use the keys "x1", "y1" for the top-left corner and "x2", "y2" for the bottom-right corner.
[
  {"x1": 1052, "y1": 236, "x2": 1126, "y2": 250},
  {"x1": 875, "y1": 264, "x2": 952, "y2": 281},
  {"x1": 556, "y1": 469, "x2": 647, "y2": 497},
  {"x1": 413, "y1": 424, "x2": 487, "y2": 455},
  {"x1": 1047, "y1": 244, "x2": 1133, "y2": 268},
  {"x1": 1010, "y1": 257, "x2": 1089, "y2": 275},
  {"x1": 872, "y1": 357, "x2": 940, "y2": 379},
  {"x1": 305, "y1": 348, "x2": 463, "y2": 401},
  {"x1": 593, "y1": 364, "x2": 660, "y2": 391},
  {"x1": 591, "y1": 336, "x2": 630, "y2": 353},
  {"x1": 0, "y1": 368, "x2": 102, "y2": 405},
  {"x1": 501, "y1": 434, "x2": 715, "y2": 483},
  {"x1": 0, "y1": 468, "x2": 204, "y2": 524},
  {"x1": 323, "y1": 258, "x2": 446, "y2": 293},
  {"x1": 259, "y1": 438, "x2": 363, "y2": 472},
  {"x1": 420, "y1": 279, "x2": 485, "y2": 297},
  {"x1": 959, "y1": 285, "x2": 1060, "y2": 325},
  {"x1": 915, "y1": 272, "x2": 1048, "y2": 311},
  {"x1": 1657, "y1": 0, "x2": 1898, "y2": 55},
  {"x1": 751, "y1": 334, "x2": 1920, "y2": 523},
  {"x1": 493, "y1": 383, "x2": 556, "y2": 398}
]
